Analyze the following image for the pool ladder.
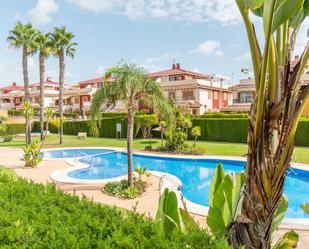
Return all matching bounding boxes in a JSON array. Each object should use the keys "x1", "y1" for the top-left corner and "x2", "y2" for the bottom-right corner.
[
  {"x1": 158, "y1": 174, "x2": 182, "y2": 196},
  {"x1": 74, "y1": 151, "x2": 89, "y2": 162}
]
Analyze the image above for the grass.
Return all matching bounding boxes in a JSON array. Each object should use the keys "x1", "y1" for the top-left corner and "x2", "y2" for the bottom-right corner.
[{"x1": 1, "y1": 134, "x2": 309, "y2": 164}]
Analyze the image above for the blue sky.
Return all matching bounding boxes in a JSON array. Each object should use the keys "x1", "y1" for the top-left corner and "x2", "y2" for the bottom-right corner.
[{"x1": 0, "y1": 0, "x2": 307, "y2": 87}]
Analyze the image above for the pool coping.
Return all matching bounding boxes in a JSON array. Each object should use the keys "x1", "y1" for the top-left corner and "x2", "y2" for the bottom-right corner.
[{"x1": 46, "y1": 147, "x2": 309, "y2": 230}]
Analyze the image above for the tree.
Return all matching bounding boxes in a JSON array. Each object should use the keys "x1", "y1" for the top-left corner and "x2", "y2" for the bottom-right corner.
[
  {"x1": 45, "y1": 107, "x2": 54, "y2": 133},
  {"x1": 227, "y1": 1, "x2": 309, "y2": 248},
  {"x1": 159, "y1": 121, "x2": 167, "y2": 148},
  {"x1": 33, "y1": 31, "x2": 52, "y2": 141},
  {"x1": 51, "y1": 26, "x2": 77, "y2": 145},
  {"x1": 7, "y1": 21, "x2": 36, "y2": 146},
  {"x1": 135, "y1": 114, "x2": 158, "y2": 149},
  {"x1": 191, "y1": 126, "x2": 201, "y2": 151},
  {"x1": 90, "y1": 61, "x2": 173, "y2": 186},
  {"x1": 181, "y1": 117, "x2": 192, "y2": 137},
  {"x1": 22, "y1": 101, "x2": 34, "y2": 142}
]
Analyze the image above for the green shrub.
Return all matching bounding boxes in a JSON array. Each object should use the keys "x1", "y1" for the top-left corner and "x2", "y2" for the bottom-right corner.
[
  {"x1": 6, "y1": 123, "x2": 26, "y2": 135},
  {"x1": 8, "y1": 109, "x2": 23, "y2": 116},
  {"x1": 0, "y1": 173, "x2": 230, "y2": 248},
  {"x1": 295, "y1": 119, "x2": 309, "y2": 146},
  {"x1": 200, "y1": 112, "x2": 249, "y2": 119}
]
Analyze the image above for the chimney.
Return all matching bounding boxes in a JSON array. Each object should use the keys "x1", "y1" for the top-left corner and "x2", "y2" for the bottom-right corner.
[
  {"x1": 176, "y1": 63, "x2": 180, "y2": 69},
  {"x1": 294, "y1": 55, "x2": 300, "y2": 60},
  {"x1": 12, "y1": 82, "x2": 16, "y2": 86},
  {"x1": 46, "y1": 76, "x2": 51, "y2": 82},
  {"x1": 172, "y1": 63, "x2": 176, "y2": 69}
]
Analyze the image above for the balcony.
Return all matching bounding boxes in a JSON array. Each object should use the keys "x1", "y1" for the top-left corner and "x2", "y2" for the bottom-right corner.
[
  {"x1": 0, "y1": 102, "x2": 14, "y2": 109},
  {"x1": 169, "y1": 96, "x2": 196, "y2": 102},
  {"x1": 64, "y1": 87, "x2": 94, "y2": 95}
]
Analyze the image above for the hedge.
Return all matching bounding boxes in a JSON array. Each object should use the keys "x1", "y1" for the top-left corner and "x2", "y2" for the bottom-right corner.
[
  {"x1": 0, "y1": 167, "x2": 229, "y2": 248},
  {"x1": 6, "y1": 123, "x2": 26, "y2": 135},
  {"x1": 191, "y1": 118, "x2": 249, "y2": 143},
  {"x1": 7, "y1": 118, "x2": 309, "y2": 146}
]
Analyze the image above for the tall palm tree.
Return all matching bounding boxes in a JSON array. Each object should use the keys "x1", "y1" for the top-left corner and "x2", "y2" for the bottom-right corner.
[
  {"x1": 51, "y1": 26, "x2": 77, "y2": 144},
  {"x1": 7, "y1": 21, "x2": 36, "y2": 146},
  {"x1": 33, "y1": 31, "x2": 52, "y2": 141},
  {"x1": 227, "y1": 1, "x2": 309, "y2": 248},
  {"x1": 90, "y1": 61, "x2": 173, "y2": 186}
]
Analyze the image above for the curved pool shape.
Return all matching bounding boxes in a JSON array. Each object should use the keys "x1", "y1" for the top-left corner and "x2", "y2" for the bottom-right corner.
[
  {"x1": 41, "y1": 149, "x2": 114, "y2": 159},
  {"x1": 66, "y1": 151, "x2": 309, "y2": 219}
]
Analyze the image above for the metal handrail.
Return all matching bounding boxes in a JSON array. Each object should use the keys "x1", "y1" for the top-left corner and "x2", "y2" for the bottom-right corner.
[
  {"x1": 158, "y1": 174, "x2": 182, "y2": 196},
  {"x1": 287, "y1": 168, "x2": 299, "y2": 175},
  {"x1": 74, "y1": 151, "x2": 89, "y2": 162}
]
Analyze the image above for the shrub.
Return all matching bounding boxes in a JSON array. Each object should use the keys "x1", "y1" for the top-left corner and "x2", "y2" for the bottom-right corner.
[
  {"x1": 103, "y1": 178, "x2": 146, "y2": 199},
  {"x1": 165, "y1": 129, "x2": 188, "y2": 152},
  {"x1": 6, "y1": 123, "x2": 26, "y2": 135},
  {"x1": 200, "y1": 112, "x2": 249, "y2": 119}
]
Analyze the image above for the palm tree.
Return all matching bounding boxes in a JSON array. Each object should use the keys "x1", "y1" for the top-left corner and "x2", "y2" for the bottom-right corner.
[
  {"x1": 227, "y1": 1, "x2": 309, "y2": 248},
  {"x1": 51, "y1": 26, "x2": 77, "y2": 144},
  {"x1": 33, "y1": 31, "x2": 52, "y2": 141},
  {"x1": 90, "y1": 61, "x2": 173, "y2": 186},
  {"x1": 7, "y1": 21, "x2": 36, "y2": 146}
]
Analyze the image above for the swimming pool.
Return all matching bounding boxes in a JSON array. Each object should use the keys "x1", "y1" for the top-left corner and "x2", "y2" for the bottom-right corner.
[
  {"x1": 41, "y1": 148, "x2": 113, "y2": 159},
  {"x1": 46, "y1": 149, "x2": 309, "y2": 219}
]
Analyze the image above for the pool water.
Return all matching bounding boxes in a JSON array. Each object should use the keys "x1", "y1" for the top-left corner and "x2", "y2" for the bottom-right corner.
[
  {"x1": 63, "y1": 151, "x2": 309, "y2": 219},
  {"x1": 41, "y1": 149, "x2": 113, "y2": 159}
]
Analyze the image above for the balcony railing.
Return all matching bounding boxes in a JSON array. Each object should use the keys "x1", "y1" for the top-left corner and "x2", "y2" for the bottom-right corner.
[
  {"x1": 169, "y1": 96, "x2": 196, "y2": 102},
  {"x1": 0, "y1": 102, "x2": 14, "y2": 108}
]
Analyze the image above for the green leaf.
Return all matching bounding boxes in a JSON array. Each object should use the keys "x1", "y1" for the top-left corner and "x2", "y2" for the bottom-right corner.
[
  {"x1": 164, "y1": 191, "x2": 181, "y2": 230},
  {"x1": 179, "y1": 208, "x2": 199, "y2": 232},
  {"x1": 244, "y1": 0, "x2": 264, "y2": 9},
  {"x1": 209, "y1": 163, "x2": 225, "y2": 206},
  {"x1": 273, "y1": 230, "x2": 299, "y2": 249},
  {"x1": 272, "y1": 0, "x2": 304, "y2": 32},
  {"x1": 252, "y1": 6, "x2": 263, "y2": 16},
  {"x1": 301, "y1": 203, "x2": 309, "y2": 215},
  {"x1": 272, "y1": 196, "x2": 288, "y2": 233},
  {"x1": 305, "y1": 0, "x2": 309, "y2": 16}
]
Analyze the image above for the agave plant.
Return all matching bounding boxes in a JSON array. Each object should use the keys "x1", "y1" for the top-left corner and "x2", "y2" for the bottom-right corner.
[{"x1": 230, "y1": 1, "x2": 309, "y2": 248}]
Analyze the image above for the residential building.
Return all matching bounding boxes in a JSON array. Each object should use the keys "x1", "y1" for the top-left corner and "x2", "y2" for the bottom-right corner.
[
  {"x1": 63, "y1": 77, "x2": 125, "y2": 114},
  {"x1": 225, "y1": 56, "x2": 309, "y2": 115},
  {"x1": 149, "y1": 63, "x2": 233, "y2": 114},
  {"x1": 0, "y1": 78, "x2": 70, "y2": 111}
]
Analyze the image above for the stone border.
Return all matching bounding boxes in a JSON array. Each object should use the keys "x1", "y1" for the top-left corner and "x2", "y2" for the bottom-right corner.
[{"x1": 47, "y1": 147, "x2": 309, "y2": 230}]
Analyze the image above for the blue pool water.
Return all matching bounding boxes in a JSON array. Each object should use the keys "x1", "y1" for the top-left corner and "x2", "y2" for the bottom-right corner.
[
  {"x1": 41, "y1": 149, "x2": 113, "y2": 159},
  {"x1": 45, "y1": 149, "x2": 309, "y2": 218}
]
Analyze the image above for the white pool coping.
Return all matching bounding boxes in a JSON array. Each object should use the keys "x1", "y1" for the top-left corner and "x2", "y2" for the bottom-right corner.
[{"x1": 46, "y1": 147, "x2": 309, "y2": 230}]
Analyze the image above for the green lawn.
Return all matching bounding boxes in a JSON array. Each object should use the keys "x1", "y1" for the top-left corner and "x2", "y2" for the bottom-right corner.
[{"x1": 1, "y1": 134, "x2": 309, "y2": 164}]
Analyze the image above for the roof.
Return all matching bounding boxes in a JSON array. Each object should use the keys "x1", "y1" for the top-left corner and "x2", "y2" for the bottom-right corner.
[
  {"x1": 149, "y1": 66, "x2": 209, "y2": 79},
  {"x1": 28, "y1": 81, "x2": 70, "y2": 87},
  {"x1": 77, "y1": 77, "x2": 103, "y2": 85},
  {"x1": 0, "y1": 84, "x2": 23, "y2": 91}
]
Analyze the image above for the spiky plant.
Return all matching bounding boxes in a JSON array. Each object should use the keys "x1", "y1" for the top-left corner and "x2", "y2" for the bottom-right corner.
[{"x1": 228, "y1": 1, "x2": 309, "y2": 248}]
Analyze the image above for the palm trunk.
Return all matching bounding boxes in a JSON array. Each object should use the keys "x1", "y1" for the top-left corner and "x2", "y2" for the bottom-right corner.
[
  {"x1": 22, "y1": 45, "x2": 31, "y2": 146},
  {"x1": 39, "y1": 52, "x2": 45, "y2": 141},
  {"x1": 161, "y1": 131, "x2": 164, "y2": 148},
  {"x1": 59, "y1": 50, "x2": 65, "y2": 145},
  {"x1": 127, "y1": 108, "x2": 134, "y2": 187}
]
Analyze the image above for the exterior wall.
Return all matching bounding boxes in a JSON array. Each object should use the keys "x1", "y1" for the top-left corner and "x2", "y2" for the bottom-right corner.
[{"x1": 199, "y1": 89, "x2": 213, "y2": 112}]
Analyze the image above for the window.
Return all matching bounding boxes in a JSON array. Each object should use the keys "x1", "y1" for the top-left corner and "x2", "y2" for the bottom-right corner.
[
  {"x1": 214, "y1": 91, "x2": 218, "y2": 100},
  {"x1": 208, "y1": 91, "x2": 212, "y2": 99},
  {"x1": 82, "y1": 96, "x2": 88, "y2": 102},
  {"x1": 168, "y1": 91, "x2": 176, "y2": 100},
  {"x1": 182, "y1": 91, "x2": 194, "y2": 100},
  {"x1": 74, "y1": 98, "x2": 79, "y2": 104},
  {"x1": 223, "y1": 92, "x2": 227, "y2": 101},
  {"x1": 97, "y1": 83, "x2": 103, "y2": 88},
  {"x1": 239, "y1": 92, "x2": 253, "y2": 103}
]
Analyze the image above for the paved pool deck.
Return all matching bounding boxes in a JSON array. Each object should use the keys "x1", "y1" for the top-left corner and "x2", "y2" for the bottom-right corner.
[{"x1": 0, "y1": 146, "x2": 309, "y2": 248}]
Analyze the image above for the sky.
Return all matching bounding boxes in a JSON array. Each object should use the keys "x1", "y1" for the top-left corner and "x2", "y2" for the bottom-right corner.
[{"x1": 0, "y1": 0, "x2": 308, "y2": 87}]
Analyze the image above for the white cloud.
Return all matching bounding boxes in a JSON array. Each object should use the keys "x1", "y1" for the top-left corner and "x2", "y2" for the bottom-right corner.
[
  {"x1": 28, "y1": 0, "x2": 58, "y2": 26},
  {"x1": 193, "y1": 40, "x2": 223, "y2": 57},
  {"x1": 67, "y1": 0, "x2": 241, "y2": 25},
  {"x1": 235, "y1": 52, "x2": 251, "y2": 62}
]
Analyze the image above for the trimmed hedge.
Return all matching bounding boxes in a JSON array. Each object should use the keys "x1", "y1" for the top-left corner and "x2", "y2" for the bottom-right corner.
[
  {"x1": 199, "y1": 112, "x2": 249, "y2": 119},
  {"x1": 8, "y1": 117, "x2": 309, "y2": 146},
  {"x1": 295, "y1": 119, "x2": 309, "y2": 146},
  {"x1": 6, "y1": 123, "x2": 26, "y2": 135},
  {"x1": 0, "y1": 168, "x2": 230, "y2": 248},
  {"x1": 191, "y1": 118, "x2": 249, "y2": 143}
]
